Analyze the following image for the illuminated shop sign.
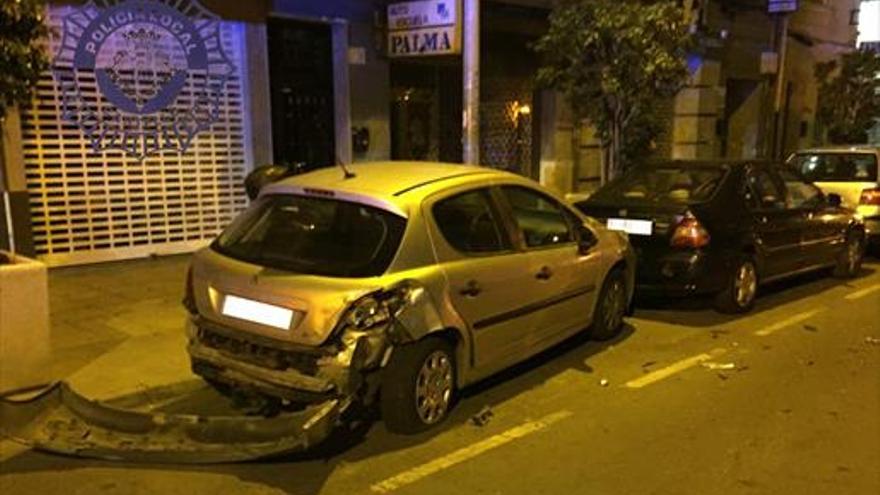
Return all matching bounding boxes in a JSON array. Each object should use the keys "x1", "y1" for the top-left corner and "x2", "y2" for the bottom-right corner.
[
  {"x1": 387, "y1": 0, "x2": 461, "y2": 57},
  {"x1": 53, "y1": 0, "x2": 235, "y2": 159},
  {"x1": 768, "y1": 0, "x2": 798, "y2": 14}
]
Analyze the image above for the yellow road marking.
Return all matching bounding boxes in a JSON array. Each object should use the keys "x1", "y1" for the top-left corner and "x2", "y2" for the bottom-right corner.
[
  {"x1": 754, "y1": 309, "x2": 824, "y2": 337},
  {"x1": 370, "y1": 410, "x2": 572, "y2": 493},
  {"x1": 845, "y1": 283, "x2": 880, "y2": 301},
  {"x1": 625, "y1": 348, "x2": 726, "y2": 389}
]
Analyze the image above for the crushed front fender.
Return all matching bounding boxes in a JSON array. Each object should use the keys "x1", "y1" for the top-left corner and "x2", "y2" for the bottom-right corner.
[{"x1": 0, "y1": 382, "x2": 340, "y2": 464}]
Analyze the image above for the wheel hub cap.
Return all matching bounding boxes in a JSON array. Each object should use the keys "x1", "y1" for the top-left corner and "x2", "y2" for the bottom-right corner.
[
  {"x1": 415, "y1": 351, "x2": 453, "y2": 425},
  {"x1": 848, "y1": 239, "x2": 861, "y2": 271},
  {"x1": 603, "y1": 280, "x2": 625, "y2": 331},
  {"x1": 734, "y1": 262, "x2": 757, "y2": 307}
]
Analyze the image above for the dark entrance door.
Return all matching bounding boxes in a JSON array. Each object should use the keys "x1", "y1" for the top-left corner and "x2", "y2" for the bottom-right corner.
[
  {"x1": 267, "y1": 19, "x2": 335, "y2": 170},
  {"x1": 390, "y1": 61, "x2": 462, "y2": 163}
]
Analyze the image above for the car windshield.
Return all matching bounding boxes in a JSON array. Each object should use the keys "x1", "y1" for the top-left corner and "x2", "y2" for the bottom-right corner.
[
  {"x1": 787, "y1": 153, "x2": 878, "y2": 182},
  {"x1": 212, "y1": 195, "x2": 406, "y2": 277},
  {"x1": 589, "y1": 166, "x2": 726, "y2": 204}
]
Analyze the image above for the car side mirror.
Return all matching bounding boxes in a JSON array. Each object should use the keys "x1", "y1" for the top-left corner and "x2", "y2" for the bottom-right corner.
[
  {"x1": 827, "y1": 193, "x2": 842, "y2": 208},
  {"x1": 577, "y1": 225, "x2": 599, "y2": 254}
]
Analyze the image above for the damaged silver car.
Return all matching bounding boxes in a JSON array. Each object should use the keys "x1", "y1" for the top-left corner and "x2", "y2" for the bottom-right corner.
[{"x1": 185, "y1": 162, "x2": 635, "y2": 433}]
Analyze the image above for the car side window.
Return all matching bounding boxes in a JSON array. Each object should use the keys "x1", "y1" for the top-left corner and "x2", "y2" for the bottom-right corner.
[
  {"x1": 778, "y1": 169, "x2": 823, "y2": 209},
  {"x1": 433, "y1": 189, "x2": 511, "y2": 254},
  {"x1": 747, "y1": 169, "x2": 786, "y2": 210},
  {"x1": 500, "y1": 186, "x2": 573, "y2": 248}
]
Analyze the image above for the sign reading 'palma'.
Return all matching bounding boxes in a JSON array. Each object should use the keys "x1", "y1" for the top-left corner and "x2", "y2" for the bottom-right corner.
[
  {"x1": 387, "y1": 0, "x2": 461, "y2": 57},
  {"x1": 54, "y1": 0, "x2": 235, "y2": 160}
]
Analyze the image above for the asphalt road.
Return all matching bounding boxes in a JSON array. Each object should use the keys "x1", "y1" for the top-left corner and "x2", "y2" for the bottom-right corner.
[{"x1": 2, "y1": 261, "x2": 879, "y2": 495}]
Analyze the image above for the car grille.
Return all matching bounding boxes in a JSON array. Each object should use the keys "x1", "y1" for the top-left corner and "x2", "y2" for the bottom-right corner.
[{"x1": 197, "y1": 327, "x2": 321, "y2": 375}]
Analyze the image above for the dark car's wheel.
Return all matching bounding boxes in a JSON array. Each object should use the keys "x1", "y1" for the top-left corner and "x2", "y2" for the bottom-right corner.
[
  {"x1": 381, "y1": 337, "x2": 456, "y2": 434},
  {"x1": 588, "y1": 269, "x2": 627, "y2": 341},
  {"x1": 715, "y1": 257, "x2": 758, "y2": 314},
  {"x1": 833, "y1": 231, "x2": 864, "y2": 278}
]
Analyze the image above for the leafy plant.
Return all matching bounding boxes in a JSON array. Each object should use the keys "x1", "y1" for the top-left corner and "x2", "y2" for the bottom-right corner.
[
  {"x1": 534, "y1": 0, "x2": 692, "y2": 180},
  {"x1": 0, "y1": 0, "x2": 49, "y2": 119},
  {"x1": 815, "y1": 50, "x2": 880, "y2": 145}
]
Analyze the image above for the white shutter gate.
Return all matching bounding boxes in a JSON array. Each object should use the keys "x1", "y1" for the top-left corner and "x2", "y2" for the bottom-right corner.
[{"x1": 20, "y1": 5, "x2": 251, "y2": 266}]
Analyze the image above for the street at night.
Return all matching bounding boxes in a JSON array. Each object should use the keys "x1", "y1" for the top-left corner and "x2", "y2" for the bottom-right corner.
[
  {"x1": 1, "y1": 255, "x2": 878, "y2": 494},
  {"x1": 3, "y1": 0, "x2": 880, "y2": 494}
]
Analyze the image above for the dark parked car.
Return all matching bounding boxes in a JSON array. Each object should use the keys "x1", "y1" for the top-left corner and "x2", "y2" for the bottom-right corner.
[{"x1": 575, "y1": 161, "x2": 866, "y2": 313}]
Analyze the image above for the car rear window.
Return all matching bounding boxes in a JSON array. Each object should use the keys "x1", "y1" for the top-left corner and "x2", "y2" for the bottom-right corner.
[
  {"x1": 787, "y1": 153, "x2": 878, "y2": 182},
  {"x1": 589, "y1": 166, "x2": 726, "y2": 204},
  {"x1": 212, "y1": 195, "x2": 406, "y2": 277}
]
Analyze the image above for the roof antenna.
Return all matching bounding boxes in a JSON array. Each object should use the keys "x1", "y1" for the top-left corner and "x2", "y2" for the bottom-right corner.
[{"x1": 336, "y1": 156, "x2": 356, "y2": 180}]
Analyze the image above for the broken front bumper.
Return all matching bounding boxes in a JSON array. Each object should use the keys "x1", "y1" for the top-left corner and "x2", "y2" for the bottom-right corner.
[{"x1": 0, "y1": 382, "x2": 340, "y2": 463}]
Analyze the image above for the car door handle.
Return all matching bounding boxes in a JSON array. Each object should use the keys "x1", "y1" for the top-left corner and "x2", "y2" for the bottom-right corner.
[
  {"x1": 535, "y1": 266, "x2": 553, "y2": 280},
  {"x1": 459, "y1": 280, "x2": 481, "y2": 297}
]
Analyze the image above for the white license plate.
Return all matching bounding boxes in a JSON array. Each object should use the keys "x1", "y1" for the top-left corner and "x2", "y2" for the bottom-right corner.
[
  {"x1": 607, "y1": 218, "x2": 653, "y2": 236},
  {"x1": 221, "y1": 295, "x2": 293, "y2": 330}
]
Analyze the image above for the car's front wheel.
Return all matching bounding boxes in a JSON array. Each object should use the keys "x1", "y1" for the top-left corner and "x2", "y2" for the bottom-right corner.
[
  {"x1": 715, "y1": 257, "x2": 758, "y2": 314},
  {"x1": 833, "y1": 231, "x2": 864, "y2": 278},
  {"x1": 381, "y1": 337, "x2": 456, "y2": 434},
  {"x1": 588, "y1": 268, "x2": 627, "y2": 341}
]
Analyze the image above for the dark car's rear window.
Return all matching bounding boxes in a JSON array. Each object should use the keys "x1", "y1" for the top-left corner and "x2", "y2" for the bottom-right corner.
[
  {"x1": 787, "y1": 153, "x2": 878, "y2": 182},
  {"x1": 589, "y1": 166, "x2": 726, "y2": 204},
  {"x1": 213, "y1": 195, "x2": 406, "y2": 277}
]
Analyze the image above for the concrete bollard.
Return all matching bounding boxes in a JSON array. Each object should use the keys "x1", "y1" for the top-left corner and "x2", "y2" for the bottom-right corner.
[{"x1": 0, "y1": 251, "x2": 50, "y2": 392}]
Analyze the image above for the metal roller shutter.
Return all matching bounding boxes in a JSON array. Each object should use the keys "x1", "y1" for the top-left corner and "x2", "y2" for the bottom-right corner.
[{"x1": 20, "y1": 5, "x2": 251, "y2": 266}]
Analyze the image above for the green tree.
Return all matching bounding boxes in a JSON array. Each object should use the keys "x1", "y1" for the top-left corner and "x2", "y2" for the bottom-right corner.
[
  {"x1": 534, "y1": 0, "x2": 692, "y2": 180},
  {"x1": 815, "y1": 49, "x2": 880, "y2": 145},
  {"x1": 0, "y1": 0, "x2": 49, "y2": 119}
]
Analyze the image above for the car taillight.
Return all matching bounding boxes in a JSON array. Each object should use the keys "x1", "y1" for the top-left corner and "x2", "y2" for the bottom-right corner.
[
  {"x1": 182, "y1": 267, "x2": 197, "y2": 314},
  {"x1": 860, "y1": 187, "x2": 880, "y2": 205},
  {"x1": 670, "y1": 212, "x2": 710, "y2": 248}
]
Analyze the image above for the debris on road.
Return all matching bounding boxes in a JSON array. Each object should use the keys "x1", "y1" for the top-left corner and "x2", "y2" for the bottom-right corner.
[
  {"x1": 802, "y1": 324, "x2": 818, "y2": 332},
  {"x1": 599, "y1": 378, "x2": 610, "y2": 387},
  {"x1": 471, "y1": 406, "x2": 494, "y2": 427},
  {"x1": 641, "y1": 361, "x2": 657, "y2": 370},
  {"x1": 0, "y1": 382, "x2": 341, "y2": 463},
  {"x1": 701, "y1": 362, "x2": 736, "y2": 371},
  {"x1": 709, "y1": 329, "x2": 729, "y2": 339},
  {"x1": 716, "y1": 373, "x2": 729, "y2": 381}
]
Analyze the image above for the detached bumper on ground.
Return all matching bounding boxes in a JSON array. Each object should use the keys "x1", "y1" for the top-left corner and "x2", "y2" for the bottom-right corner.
[{"x1": 0, "y1": 382, "x2": 340, "y2": 463}]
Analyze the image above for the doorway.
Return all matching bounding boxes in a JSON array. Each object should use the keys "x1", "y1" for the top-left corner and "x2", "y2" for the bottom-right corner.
[{"x1": 267, "y1": 19, "x2": 335, "y2": 170}]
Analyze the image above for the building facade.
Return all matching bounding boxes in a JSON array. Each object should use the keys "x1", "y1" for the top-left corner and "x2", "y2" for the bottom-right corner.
[{"x1": 0, "y1": 0, "x2": 864, "y2": 266}]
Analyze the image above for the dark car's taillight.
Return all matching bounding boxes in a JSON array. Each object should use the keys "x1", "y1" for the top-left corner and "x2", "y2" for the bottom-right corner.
[
  {"x1": 183, "y1": 266, "x2": 197, "y2": 314},
  {"x1": 670, "y1": 212, "x2": 710, "y2": 248},
  {"x1": 859, "y1": 187, "x2": 880, "y2": 206}
]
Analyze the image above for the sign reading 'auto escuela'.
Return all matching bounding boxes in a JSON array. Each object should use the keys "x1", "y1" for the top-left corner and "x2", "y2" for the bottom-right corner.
[
  {"x1": 768, "y1": 0, "x2": 798, "y2": 14},
  {"x1": 387, "y1": 0, "x2": 461, "y2": 57}
]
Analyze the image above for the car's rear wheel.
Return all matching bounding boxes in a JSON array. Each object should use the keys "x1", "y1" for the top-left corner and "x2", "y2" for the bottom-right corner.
[
  {"x1": 715, "y1": 257, "x2": 758, "y2": 314},
  {"x1": 834, "y1": 231, "x2": 864, "y2": 278},
  {"x1": 381, "y1": 337, "x2": 456, "y2": 434},
  {"x1": 588, "y1": 269, "x2": 627, "y2": 341}
]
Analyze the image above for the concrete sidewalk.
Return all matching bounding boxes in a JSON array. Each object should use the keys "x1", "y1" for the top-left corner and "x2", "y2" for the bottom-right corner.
[{"x1": 41, "y1": 254, "x2": 196, "y2": 399}]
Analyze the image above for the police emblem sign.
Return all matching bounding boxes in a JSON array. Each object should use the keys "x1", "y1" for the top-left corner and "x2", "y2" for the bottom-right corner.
[{"x1": 53, "y1": 0, "x2": 235, "y2": 159}]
